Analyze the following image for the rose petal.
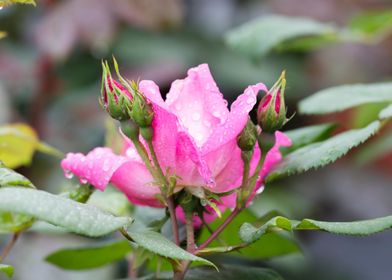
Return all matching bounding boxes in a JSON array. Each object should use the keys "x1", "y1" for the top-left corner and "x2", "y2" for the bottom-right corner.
[
  {"x1": 111, "y1": 161, "x2": 162, "y2": 207},
  {"x1": 166, "y1": 64, "x2": 229, "y2": 146},
  {"x1": 61, "y1": 147, "x2": 162, "y2": 207},
  {"x1": 202, "y1": 83, "x2": 267, "y2": 155},
  {"x1": 61, "y1": 147, "x2": 128, "y2": 190}
]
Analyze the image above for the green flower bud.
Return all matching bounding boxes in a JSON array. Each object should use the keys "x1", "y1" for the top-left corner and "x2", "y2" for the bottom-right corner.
[
  {"x1": 129, "y1": 83, "x2": 154, "y2": 128},
  {"x1": 237, "y1": 119, "x2": 258, "y2": 152}
]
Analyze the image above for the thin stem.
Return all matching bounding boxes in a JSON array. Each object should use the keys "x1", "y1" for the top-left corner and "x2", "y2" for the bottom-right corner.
[
  {"x1": 184, "y1": 211, "x2": 195, "y2": 253},
  {"x1": 196, "y1": 207, "x2": 241, "y2": 253},
  {"x1": 237, "y1": 152, "x2": 251, "y2": 207},
  {"x1": 0, "y1": 232, "x2": 20, "y2": 261},
  {"x1": 201, "y1": 218, "x2": 227, "y2": 246},
  {"x1": 147, "y1": 140, "x2": 167, "y2": 185},
  {"x1": 119, "y1": 228, "x2": 133, "y2": 242},
  {"x1": 167, "y1": 197, "x2": 180, "y2": 245},
  {"x1": 131, "y1": 138, "x2": 156, "y2": 176}
]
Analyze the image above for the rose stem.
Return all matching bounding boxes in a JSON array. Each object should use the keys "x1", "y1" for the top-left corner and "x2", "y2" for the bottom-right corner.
[{"x1": 0, "y1": 232, "x2": 20, "y2": 261}]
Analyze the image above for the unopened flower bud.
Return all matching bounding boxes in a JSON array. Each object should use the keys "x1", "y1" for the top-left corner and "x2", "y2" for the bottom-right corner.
[
  {"x1": 129, "y1": 82, "x2": 154, "y2": 128},
  {"x1": 100, "y1": 61, "x2": 133, "y2": 121},
  {"x1": 237, "y1": 119, "x2": 257, "y2": 152},
  {"x1": 257, "y1": 71, "x2": 289, "y2": 133}
]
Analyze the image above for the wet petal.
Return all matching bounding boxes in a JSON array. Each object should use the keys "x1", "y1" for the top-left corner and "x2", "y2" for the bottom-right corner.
[
  {"x1": 202, "y1": 83, "x2": 267, "y2": 154},
  {"x1": 166, "y1": 64, "x2": 229, "y2": 146},
  {"x1": 61, "y1": 147, "x2": 127, "y2": 190},
  {"x1": 111, "y1": 161, "x2": 163, "y2": 208}
]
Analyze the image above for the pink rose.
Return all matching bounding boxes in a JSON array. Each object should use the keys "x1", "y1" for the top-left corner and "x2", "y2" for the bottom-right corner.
[{"x1": 61, "y1": 64, "x2": 291, "y2": 222}]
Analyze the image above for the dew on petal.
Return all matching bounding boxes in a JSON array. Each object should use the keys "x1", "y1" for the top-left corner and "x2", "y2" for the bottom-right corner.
[
  {"x1": 206, "y1": 177, "x2": 216, "y2": 188},
  {"x1": 102, "y1": 159, "x2": 110, "y2": 172},
  {"x1": 203, "y1": 120, "x2": 211, "y2": 128},
  {"x1": 192, "y1": 112, "x2": 201, "y2": 121},
  {"x1": 246, "y1": 97, "x2": 255, "y2": 104},
  {"x1": 212, "y1": 111, "x2": 221, "y2": 118}
]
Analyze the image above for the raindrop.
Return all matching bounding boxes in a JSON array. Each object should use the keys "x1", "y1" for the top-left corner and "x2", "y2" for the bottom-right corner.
[
  {"x1": 192, "y1": 113, "x2": 201, "y2": 121},
  {"x1": 80, "y1": 178, "x2": 88, "y2": 184},
  {"x1": 102, "y1": 160, "x2": 110, "y2": 172},
  {"x1": 64, "y1": 170, "x2": 74, "y2": 179},
  {"x1": 246, "y1": 97, "x2": 255, "y2": 104},
  {"x1": 203, "y1": 120, "x2": 211, "y2": 128},
  {"x1": 212, "y1": 111, "x2": 220, "y2": 118},
  {"x1": 206, "y1": 177, "x2": 216, "y2": 188},
  {"x1": 256, "y1": 186, "x2": 264, "y2": 194}
]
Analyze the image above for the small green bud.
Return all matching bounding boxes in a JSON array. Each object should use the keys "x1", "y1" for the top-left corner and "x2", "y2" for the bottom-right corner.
[
  {"x1": 257, "y1": 71, "x2": 289, "y2": 133},
  {"x1": 237, "y1": 119, "x2": 258, "y2": 152},
  {"x1": 129, "y1": 87, "x2": 154, "y2": 128}
]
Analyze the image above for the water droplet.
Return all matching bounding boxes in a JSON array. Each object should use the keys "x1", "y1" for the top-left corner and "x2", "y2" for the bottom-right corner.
[
  {"x1": 203, "y1": 120, "x2": 211, "y2": 128},
  {"x1": 212, "y1": 111, "x2": 220, "y2": 118},
  {"x1": 64, "y1": 170, "x2": 74, "y2": 179},
  {"x1": 256, "y1": 186, "x2": 264, "y2": 194},
  {"x1": 103, "y1": 160, "x2": 110, "y2": 172},
  {"x1": 206, "y1": 177, "x2": 216, "y2": 188},
  {"x1": 246, "y1": 97, "x2": 255, "y2": 104},
  {"x1": 192, "y1": 113, "x2": 201, "y2": 121},
  {"x1": 80, "y1": 178, "x2": 88, "y2": 184}
]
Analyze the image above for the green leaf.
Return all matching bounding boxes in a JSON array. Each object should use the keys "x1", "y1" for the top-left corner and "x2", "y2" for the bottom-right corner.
[
  {"x1": 225, "y1": 15, "x2": 338, "y2": 57},
  {"x1": 198, "y1": 210, "x2": 300, "y2": 259},
  {"x1": 379, "y1": 103, "x2": 392, "y2": 119},
  {"x1": 0, "y1": 123, "x2": 62, "y2": 169},
  {"x1": 283, "y1": 123, "x2": 336, "y2": 152},
  {"x1": 0, "y1": 32, "x2": 6, "y2": 39},
  {"x1": 0, "y1": 0, "x2": 36, "y2": 7},
  {"x1": 299, "y1": 82, "x2": 392, "y2": 115},
  {"x1": 184, "y1": 265, "x2": 283, "y2": 280},
  {"x1": 126, "y1": 229, "x2": 216, "y2": 268},
  {"x1": 354, "y1": 132, "x2": 392, "y2": 165},
  {"x1": 45, "y1": 240, "x2": 132, "y2": 270},
  {"x1": 0, "y1": 187, "x2": 132, "y2": 237},
  {"x1": 239, "y1": 214, "x2": 392, "y2": 244},
  {"x1": 0, "y1": 264, "x2": 14, "y2": 278},
  {"x1": 267, "y1": 121, "x2": 380, "y2": 182},
  {"x1": 0, "y1": 165, "x2": 35, "y2": 232},
  {"x1": 348, "y1": 10, "x2": 392, "y2": 40},
  {"x1": 0, "y1": 163, "x2": 35, "y2": 188},
  {"x1": 88, "y1": 187, "x2": 130, "y2": 216}
]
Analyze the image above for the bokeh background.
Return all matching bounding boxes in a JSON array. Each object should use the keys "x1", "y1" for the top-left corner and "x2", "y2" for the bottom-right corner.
[{"x1": 1, "y1": 0, "x2": 392, "y2": 279}]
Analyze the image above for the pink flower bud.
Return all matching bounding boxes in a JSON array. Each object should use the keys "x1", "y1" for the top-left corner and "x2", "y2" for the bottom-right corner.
[
  {"x1": 257, "y1": 71, "x2": 288, "y2": 133},
  {"x1": 100, "y1": 61, "x2": 133, "y2": 121}
]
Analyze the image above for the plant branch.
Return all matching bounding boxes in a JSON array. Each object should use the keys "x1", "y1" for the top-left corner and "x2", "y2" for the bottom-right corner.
[
  {"x1": 167, "y1": 197, "x2": 180, "y2": 245},
  {"x1": 0, "y1": 232, "x2": 21, "y2": 261},
  {"x1": 196, "y1": 207, "x2": 241, "y2": 252},
  {"x1": 131, "y1": 138, "x2": 156, "y2": 176},
  {"x1": 184, "y1": 210, "x2": 196, "y2": 253}
]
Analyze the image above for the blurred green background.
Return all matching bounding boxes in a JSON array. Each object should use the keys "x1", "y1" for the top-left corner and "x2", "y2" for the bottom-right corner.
[{"x1": 1, "y1": 0, "x2": 392, "y2": 279}]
